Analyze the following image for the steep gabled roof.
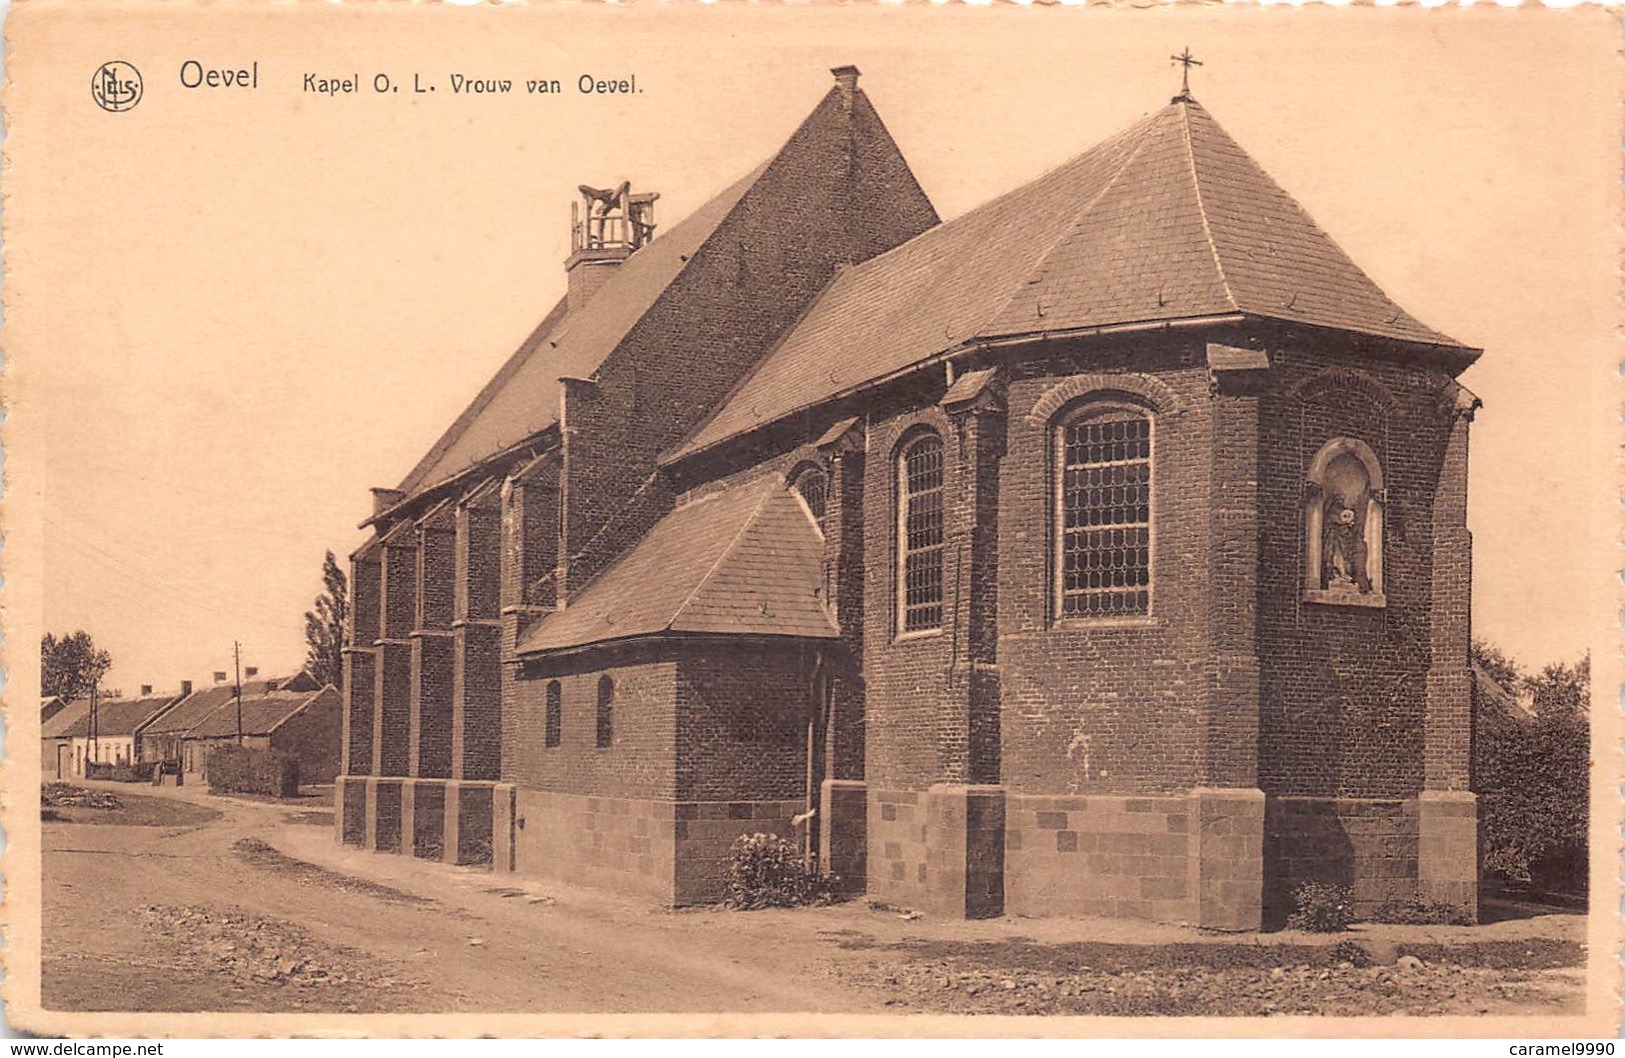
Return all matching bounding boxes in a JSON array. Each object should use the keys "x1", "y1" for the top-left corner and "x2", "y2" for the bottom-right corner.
[
  {"x1": 57, "y1": 694, "x2": 180, "y2": 738},
  {"x1": 673, "y1": 96, "x2": 1471, "y2": 461},
  {"x1": 517, "y1": 475, "x2": 837, "y2": 656},
  {"x1": 393, "y1": 163, "x2": 768, "y2": 499},
  {"x1": 144, "y1": 674, "x2": 318, "y2": 736},
  {"x1": 1473, "y1": 662, "x2": 1536, "y2": 723},
  {"x1": 42, "y1": 697, "x2": 91, "y2": 739},
  {"x1": 184, "y1": 688, "x2": 339, "y2": 739}
]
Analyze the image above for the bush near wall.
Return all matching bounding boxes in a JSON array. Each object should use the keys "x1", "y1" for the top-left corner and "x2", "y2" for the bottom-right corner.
[
  {"x1": 85, "y1": 761, "x2": 156, "y2": 783},
  {"x1": 1473, "y1": 661, "x2": 1589, "y2": 896},
  {"x1": 205, "y1": 744, "x2": 300, "y2": 797},
  {"x1": 725, "y1": 833, "x2": 840, "y2": 910}
]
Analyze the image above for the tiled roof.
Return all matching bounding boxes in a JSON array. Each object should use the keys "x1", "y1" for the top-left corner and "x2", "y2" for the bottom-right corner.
[
  {"x1": 674, "y1": 97, "x2": 1470, "y2": 461},
  {"x1": 1473, "y1": 662, "x2": 1534, "y2": 722},
  {"x1": 142, "y1": 685, "x2": 237, "y2": 736},
  {"x1": 185, "y1": 688, "x2": 339, "y2": 739},
  {"x1": 144, "y1": 674, "x2": 318, "y2": 735},
  {"x1": 57, "y1": 695, "x2": 180, "y2": 738},
  {"x1": 42, "y1": 697, "x2": 91, "y2": 739},
  {"x1": 518, "y1": 475, "x2": 837, "y2": 655},
  {"x1": 393, "y1": 164, "x2": 768, "y2": 499}
]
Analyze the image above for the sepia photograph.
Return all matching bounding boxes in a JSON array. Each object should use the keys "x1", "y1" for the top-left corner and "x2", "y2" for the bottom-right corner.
[{"x1": 4, "y1": 2, "x2": 1620, "y2": 1038}]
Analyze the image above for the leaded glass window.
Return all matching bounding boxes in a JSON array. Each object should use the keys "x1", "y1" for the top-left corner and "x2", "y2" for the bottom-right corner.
[
  {"x1": 545, "y1": 681, "x2": 562, "y2": 747},
  {"x1": 1058, "y1": 407, "x2": 1151, "y2": 618},
  {"x1": 595, "y1": 675, "x2": 613, "y2": 749},
  {"x1": 898, "y1": 434, "x2": 945, "y2": 633},
  {"x1": 794, "y1": 469, "x2": 828, "y2": 530}
]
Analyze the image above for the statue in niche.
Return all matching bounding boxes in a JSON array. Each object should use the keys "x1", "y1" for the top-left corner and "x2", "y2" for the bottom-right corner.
[
  {"x1": 1322, "y1": 500, "x2": 1373, "y2": 593},
  {"x1": 1304, "y1": 438, "x2": 1384, "y2": 602}
]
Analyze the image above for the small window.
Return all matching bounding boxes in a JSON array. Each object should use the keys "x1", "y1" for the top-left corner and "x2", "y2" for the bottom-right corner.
[
  {"x1": 898, "y1": 433, "x2": 946, "y2": 634},
  {"x1": 544, "y1": 681, "x2": 562, "y2": 747},
  {"x1": 1057, "y1": 405, "x2": 1152, "y2": 619},
  {"x1": 793, "y1": 468, "x2": 829, "y2": 530},
  {"x1": 596, "y1": 676, "x2": 614, "y2": 749}
]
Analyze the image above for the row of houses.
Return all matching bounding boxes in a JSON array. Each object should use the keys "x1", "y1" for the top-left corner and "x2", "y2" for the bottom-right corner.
[{"x1": 41, "y1": 672, "x2": 341, "y2": 785}]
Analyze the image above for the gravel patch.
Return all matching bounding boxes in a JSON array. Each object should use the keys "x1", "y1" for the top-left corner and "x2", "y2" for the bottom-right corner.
[
  {"x1": 826, "y1": 936, "x2": 1585, "y2": 1016},
  {"x1": 140, "y1": 904, "x2": 426, "y2": 1011}
]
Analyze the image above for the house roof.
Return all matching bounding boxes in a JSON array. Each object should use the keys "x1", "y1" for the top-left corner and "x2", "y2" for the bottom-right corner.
[
  {"x1": 42, "y1": 696, "x2": 91, "y2": 739},
  {"x1": 185, "y1": 687, "x2": 340, "y2": 739},
  {"x1": 392, "y1": 162, "x2": 769, "y2": 500},
  {"x1": 1473, "y1": 662, "x2": 1535, "y2": 722},
  {"x1": 144, "y1": 674, "x2": 319, "y2": 736},
  {"x1": 517, "y1": 474, "x2": 838, "y2": 656},
  {"x1": 57, "y1": 694, "x2": 180, "y2": 738},
  {"x1": 672, "y1": 96, "x2": 1472, "y2": 461}
]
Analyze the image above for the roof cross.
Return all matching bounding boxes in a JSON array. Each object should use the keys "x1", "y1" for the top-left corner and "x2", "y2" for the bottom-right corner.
[{"x1": 1171, "y1": 46, "x2": 1202, "y2": 101}]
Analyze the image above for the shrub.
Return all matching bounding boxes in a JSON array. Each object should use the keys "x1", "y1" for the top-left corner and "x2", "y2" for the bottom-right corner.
[
  {"x1": 725, "y1": 833, "x2": 839, "y2": 910},
  {"x1": 85, "y1": 761, "x2": 156, "y2": 783},
  {"x1": 205, "y1": 744, "x2": 300, "y2": 797},
  {"x1": 1370, "y1": 894, "x2": 1473, "y2": 926},
  {"x1": 1473, "y1": 651, "x2": 1589, "y2": 895},
  {"x1": 1286, "y1": 881, "x2": 1355, "y2": 933},
  {"x1": 1329, "y1": 939, "x2": 1373, "y2": 967},
  {"x1": 42, "y1": 782, "x2": 121, "y2": 809}
]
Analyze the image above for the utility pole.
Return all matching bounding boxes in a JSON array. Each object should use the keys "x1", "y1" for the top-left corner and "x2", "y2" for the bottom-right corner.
[
  {"x1": 234, "y1": 640, "x2": 243, "y2": 747},
  {"x1": 89, "y1": 680, "x2": 99, "y2": 775}
]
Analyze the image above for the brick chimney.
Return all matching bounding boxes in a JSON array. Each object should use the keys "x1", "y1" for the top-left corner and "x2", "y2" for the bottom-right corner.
[{"x1": 831, "y1": 65, "x2": 860, "y2": 111}]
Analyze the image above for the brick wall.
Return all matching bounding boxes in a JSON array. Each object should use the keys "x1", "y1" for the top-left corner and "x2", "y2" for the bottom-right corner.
[
  {"x1": 381, "y1": 536, "x2": 417, "y2": 640},
  {"x1": 509, "y1": 652, "x2": 677, "y2": 798},
  {"x1": 451, "y1": 623, "x2": 502, "y2": 781},
  {"x1": 510, "y1": 788, "x2": 802, "y2": 905},
  {"x1": 995, "y1": 344, "x2": 1215, "y2": 797},
  {"x1": 272, "y1": 690, "x2": 344, "y2": 785},
  {"x1": 341, "y1": 649, "x2": 376, "y2": 776},
  {"x1": 558, "y1": 87, "x2": 937, "y2": 603},
  {"x1": 675, "y1": 644, "x2": 811, "y2": 803},
  {"x1": 416, "y1": 512, "x2": 455, "y2": 631},
  {"x1": 861, "y1": 391, "x2": 968, "y2": 791},
  {"x1": 373, "y1": 642, "x2": 412, "y2": 777},
  {"x1": 1265, "y1": 796, "x2": 1419, "y2": 918},
  {"x1": 1257, "y1": 346, "x2": 1456, "y2": 798},
  {"x1": 672, "y1": 799, "x2": 804, "y2": 904},
  {"x1": 409, "y1": 633, "x2": 454, "y2": 779}
]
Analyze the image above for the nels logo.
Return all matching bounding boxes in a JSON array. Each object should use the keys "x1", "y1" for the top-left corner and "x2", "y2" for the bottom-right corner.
[{"x1": 92, "y1": 61, "x2": 142, "y2": 112}]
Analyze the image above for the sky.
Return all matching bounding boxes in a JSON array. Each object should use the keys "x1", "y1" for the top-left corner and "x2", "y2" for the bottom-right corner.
[{"x1": 9, "y1": 4, "x2": 1618, "y2": 696}]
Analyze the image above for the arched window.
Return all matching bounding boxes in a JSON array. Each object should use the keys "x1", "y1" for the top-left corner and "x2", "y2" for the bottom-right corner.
[
  {"x1": 1304, "y1": 437, "x2": 1385, "y2": 605},
  {"x1": 897, "y1": 432, "x2": 946, "y2": 634},
  {"x1": 596, "y1": 676, "x2": 614, "y2": 749},
  {"x1": 544, "y1": 681, "x2": 562, "y2": 747},
  {"x1": 1056, "y1": 404, "x2": 1152, "y2": 619},
  {"x1": 792, "y1": 467, "x2": 829, "y2": 531}
]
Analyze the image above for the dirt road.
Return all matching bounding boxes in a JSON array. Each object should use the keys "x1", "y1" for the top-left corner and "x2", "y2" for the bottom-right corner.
[
  {"x1": 41, "y1": 781, "x2": 1589, "y2": 1017},
  {"x1": 43, "y1": 783, "x2": 877, "y2": 1014}
]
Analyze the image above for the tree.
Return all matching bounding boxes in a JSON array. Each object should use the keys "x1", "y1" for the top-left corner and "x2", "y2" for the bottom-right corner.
[
  {"x1": 1470, "y1": 637, "x2": 1521, "y2": 690},
  {"x1": 303, "y1": 550, "x2": 349, "y2": 691},
  {"x1": 1473, "y1": 641, "x2": 1590, "y2": 894},
  {"x1": 41, "y1": 631, "x2": 112, "y2": 701},
  {"x1": 1526, "y1": 653, "x2": 1590, "y2": 721}
]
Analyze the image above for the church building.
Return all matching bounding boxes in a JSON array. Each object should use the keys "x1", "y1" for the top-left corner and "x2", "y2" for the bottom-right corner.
[{"x1": 334, "y1": 65, "x2": 1482, "y2": 930}]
